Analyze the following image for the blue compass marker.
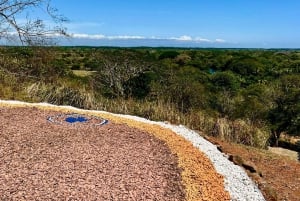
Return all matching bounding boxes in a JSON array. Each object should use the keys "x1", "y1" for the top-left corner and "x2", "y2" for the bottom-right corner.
[{"x1": 65, "y1": 116, "x2": 88, "y2": 123}]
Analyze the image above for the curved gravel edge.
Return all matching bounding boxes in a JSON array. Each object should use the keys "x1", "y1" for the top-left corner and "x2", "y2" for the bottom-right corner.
[
  {"x1": 0, "y1": 100, "x2": 266, "y2": 201},
  {"x1": 113, "y1": 114, "x2": 266, "y2": 201},
  {"x1": 160, "y1": 125, "x2": 265, "y2": 201}
]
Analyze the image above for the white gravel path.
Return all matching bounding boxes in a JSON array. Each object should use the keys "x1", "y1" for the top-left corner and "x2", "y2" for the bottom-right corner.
[{"x1": 0, "y1": 100, "x2": 266, "y2": 201}]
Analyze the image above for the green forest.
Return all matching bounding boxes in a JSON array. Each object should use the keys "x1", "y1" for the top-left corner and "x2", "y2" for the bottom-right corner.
[{"x1": 1, "y1": 47, "x2": 299, "y2": 149}]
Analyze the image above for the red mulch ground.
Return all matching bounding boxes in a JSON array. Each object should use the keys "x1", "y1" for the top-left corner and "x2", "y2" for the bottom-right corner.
[{"x1": 0, "y1": 107, "x2": 185, "y2": 200}]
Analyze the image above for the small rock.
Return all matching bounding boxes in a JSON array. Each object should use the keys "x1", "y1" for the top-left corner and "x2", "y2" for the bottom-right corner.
[
  {"x1": 242, "y1": 161, "x2": 258, "y2": 173},
  {"x1": 217, "y1": 145, "x2": 223, "y2": 153},
  {"x1": 228, "y1": 155, "x2": 258, "y2": 173}
]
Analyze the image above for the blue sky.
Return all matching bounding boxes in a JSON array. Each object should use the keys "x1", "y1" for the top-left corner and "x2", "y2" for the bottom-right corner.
[{"x1": 44, "y1": 0, "x2": 300, "y2": 47}]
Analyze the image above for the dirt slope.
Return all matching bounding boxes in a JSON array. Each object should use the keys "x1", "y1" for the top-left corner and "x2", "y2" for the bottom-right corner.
[{"x1": 209, "y1": 137, "x2": 300, "y2": 201}]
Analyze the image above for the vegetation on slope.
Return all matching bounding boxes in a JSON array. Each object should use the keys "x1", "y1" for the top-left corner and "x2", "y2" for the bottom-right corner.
[{"x1": 0, "y1": 46, "x2": 299, "y2": 148}]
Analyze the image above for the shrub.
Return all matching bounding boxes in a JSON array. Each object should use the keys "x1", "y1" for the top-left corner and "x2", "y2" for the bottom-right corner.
[
  {"x1": 27, "y1": 82, "x2": 97, "y2": 109},
  {"x1": 212, "y1": 118, "x2": 270, "y2": 148}
]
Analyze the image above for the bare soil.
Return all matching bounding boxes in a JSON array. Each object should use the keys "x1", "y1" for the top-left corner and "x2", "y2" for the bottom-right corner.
[
  {"x1": 208, "y1": 136, "x2": 300, "y2": 201},
  {"x1": 0, "y1": 107, "x2": 186, "y2": 200}
]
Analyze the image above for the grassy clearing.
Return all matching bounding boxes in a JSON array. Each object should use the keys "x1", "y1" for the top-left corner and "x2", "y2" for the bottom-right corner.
[
  {"x1": 268, "y1": 147, "x2": 298, "y2": 161},
  {"x1": 72, "y1": 70, "x2": 97, "y2": 77}
]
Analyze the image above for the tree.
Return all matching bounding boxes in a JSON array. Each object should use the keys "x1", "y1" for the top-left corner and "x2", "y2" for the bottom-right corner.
[
  {"x1": 210, "y1": 71, "x2": 241, "y2": 117},
  {"x1": 0, "y1": 0, "x2": 67, "y2": 45},
  {"x1": 228, "y1": 57, "x2": 264, "y2": 85},
  {"x1": 211, "y1": 71, "x2": 240, "y2": 92},
  {"x1": 163, "y1": 66, "x2": 208, "y2": 113},
  {"x1": 158, "y1": 51, "x2": 179, "y2": 60},
  {"x1": 235, "y1": 84, "x2": 272, "y2": 123},
  {"x1": 268, "y1": 75, "x2": 300, "y2": 146},
  {"x1": 92, "y1": 50, "x2": 153, "y2": 97}
]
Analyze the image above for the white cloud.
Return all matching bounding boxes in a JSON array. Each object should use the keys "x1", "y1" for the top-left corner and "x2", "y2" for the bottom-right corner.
[
  {"x1": 71, "y1": 33, "x2": 145, "y2": 40},
  {"x1": 149, "y1": 36, "x2": 162, "y2": 39},
  {"x1": 72, "y1": 33, "x2": 106, "y2": 39},
  {"x1": 170, "y1": 36, "x2": 214, "y2": 43},
  {"x1": 215, "y1": 39, "x2": 226, "y2": 43},
  {"x1": 195, "y1": 37, "x2": 211, "y2": 42},
  {"x1": 70, "y1": 33, "x2": 227, "y2": 44},
  {"x1": 107, "y1": 35, "x2": 145, "y2": 40},
  {"x1": 171, "y1": 35, "x2": 193, "y2": 41}
]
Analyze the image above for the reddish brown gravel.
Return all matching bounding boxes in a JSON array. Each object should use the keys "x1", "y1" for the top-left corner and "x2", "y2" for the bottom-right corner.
[{"x1": 0, "y1": 107, "x2": 185, "y2": 200}]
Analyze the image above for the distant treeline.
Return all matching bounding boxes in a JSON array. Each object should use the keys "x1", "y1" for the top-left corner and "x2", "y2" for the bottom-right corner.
[{"x1": 0, "y1": 46, "x2": 299, "y2": 148}]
